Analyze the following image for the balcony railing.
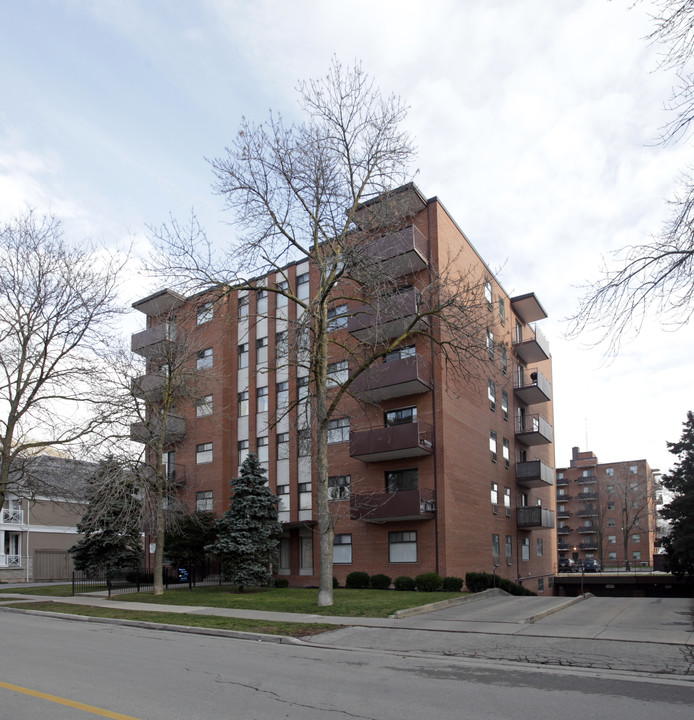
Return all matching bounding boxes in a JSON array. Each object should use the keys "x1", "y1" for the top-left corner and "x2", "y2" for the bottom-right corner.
[
  {"x1": 362, "y1": 225, "x2": 429, "y2": 277},
  {"x1": 575, "y1": 475, "x2": 597, "y2": 484},
  {"x1": 578, "y1": 525, "x2": 597, "y2": 534},
  {"x1": 348, "y1": 286, "x2": 427, "y2": 343},
  {"x1": 130, "y1": 414, "x2": 186, "y2": 445},
  {"x1": 131, "y1": 371, "x2": 169, "y2": 401},
  {"x1": 557, "y1": 526, "x2": 572, "y2": 535},
  {"x1": 139, "y1": 463, "x2": 187, "y2": 487},
  {"x1": 513, "y1": 367, "x2": 552, "y2": 405},
  {"x1": 579, "y1": 542, "x2": 598, "y2": 551},
  {"x1": 515, "y1": 413, "x2": 553, "y2": 446},
  {"x1": 1, "y1": 508, "x2": 23, "y2": 524},
  {"x1": 131, "y1": 321, "x2": 177, "y2": 358},
  {"x1": 577, "y1": 509, "x2": 598, "y2": 518},
  {"x1": 350, "y1": 488, "x2": 435, "y2": 522},
  {"x1": 557, "y1": 542, "x2": 571, "y2": 551},
  {"x1": 577, "y1": 492, "x2": 598, "y2": 501},
  {"x1": 350, "y1": 353, "x2": 431, "y2": 402},
  {"x1": 517, "y1": 506, "x2": 555, "y2": 529},
  {"x1": 515, "y1": 459, "x2": 554, "y2": 488},
  {"x1": 0, "y1": 554, "x2": 21, "y2": 567},
  {"x1": 556, "y1": 510, "x2": 571, "y2": 519},
  {"x1": 349, "y1": 421, "x2": 433, "y2": 463},
  {"x1": 512, "y1": 323, "x2": 550, "y2": 364}
]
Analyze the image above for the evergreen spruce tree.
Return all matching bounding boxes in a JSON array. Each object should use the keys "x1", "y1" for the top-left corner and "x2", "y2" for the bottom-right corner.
[
  {"x1": 661, "y1": 411, "x2": 694, "y2": 577},
  {"x1": 69, "y1": 459, "x2": 143, "y2": 576},
  {"x1": 206, "y1": 453, "x2": 282, "y2": 592},
  {"x1": 164, "y1": 511, "x2": 217, "y2": 571}
]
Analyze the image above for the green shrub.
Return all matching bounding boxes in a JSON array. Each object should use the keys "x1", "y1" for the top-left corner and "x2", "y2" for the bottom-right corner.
[
  {"x1": 273, "y1": 577, "x2": 289, "y2": 588},
  {"x1": 414, "y1": 572, "x2": 443, "y2": 592},
  {"x1": 333, "y1": 576, "x2": 339, "y2": 589},
  {"x1": 394, "y1": 575, "x2": 415, "y2": 591},
  {"x1": 464, "y1": 571, "x2": 536, "y2": 596},
  {"x1": 369, "y1": 573, "x2": 391, "y2": 590},
  {"x1": 345, "y1": 571, "x2": 370, "y2": 589},
  {"x1": 441, "y1": 576, "x2": 463, "y2": 592}
]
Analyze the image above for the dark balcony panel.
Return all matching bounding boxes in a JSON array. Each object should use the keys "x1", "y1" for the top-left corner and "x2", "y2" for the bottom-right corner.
[
  {"x1": 556, "y1": 494, "x2": 572, "y2": 501},
  {"x1": 578, "y1": 524, "x2": 597, "y2": 533},
  {"x1": 579, "y1": 542, "x2": 598, "y2": 551},
  {"x1": 577, "y1": 492, "x2": 598, "y2": 501},
  {"x1": 556, "y1": 477, "x2": 569, "y2": 486},
  {"x1": 575, "y1": 475, "x2": 597, "y2": 484},
  {"x1": 349, "y1": 421, "x2": 433, "y2": 463},
  {"x1": 131, "y1": 322, "x2": 177, "y2": 358},
  {"x1": 510, "y1": 292, "x2": 548, "y2": 324},
  {"x1": 365, "y1": 225, "x2": 429, "y2": 277},
  {"x1": 130, "y1": 414, "x2": 186, "y2": 445},
  {"x1": 577, "y1": 509, "x2": 598, "y2": 518},
  {"x1": 515, "y1": 413, "x2": 553, "y2": 446},
  {"x1": 350, "y1": 354, "x2": 431, "y2": 402},
  {"x1": 132, "y1": 288, "x2": 185, "y2": 317},
  {"x1": 512, "y1": 323, "x2": 550, "y2": 364},
  {"x1": 348, "y1": 286, "x2": 427, "y2": 343},
  {"x1": 557, "y1": 526, "x2": 572, "y2": 535},
  {"x1": 513, "y1": 367, "x2": 552, "y2": 405},
  {"x1": 556, "y1": 511, "x2": 571, "y2": 519},
  {"x1": 350, "y1": 488, "x2": 435, "y2": 522},
  {"x1": 517, "y1": 506, "x2": 555, "y2": 529},
  {"x1": 557, "y1": 542, "x2": 571, "y2": 551},
  {"x1": 515, "y1": 459, "x2": 554, "y2": 488},
  {"x1": 131, "y1": 372, "x2": 168, "y2": 401}
]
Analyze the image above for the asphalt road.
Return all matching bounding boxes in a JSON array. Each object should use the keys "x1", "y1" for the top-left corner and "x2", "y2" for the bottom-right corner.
[{"x1": 1, "y1": 611, "x2": 693, "y2": 720}]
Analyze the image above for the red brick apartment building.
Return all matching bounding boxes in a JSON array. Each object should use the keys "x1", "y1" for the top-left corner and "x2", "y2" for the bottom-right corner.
[
  {"x1": 556, "y1": 448, "x2": 658, "y2": 568},
  {"x1": 130, "y1": 185, "x2": 557, "y2": 593}
]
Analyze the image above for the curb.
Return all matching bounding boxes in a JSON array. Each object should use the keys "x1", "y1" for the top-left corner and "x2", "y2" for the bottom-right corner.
[
  {"x1": 389, "y1": 588, "x2": 509, "y2": 619},
  {"x1": 522, "y1": 592, "x2": 594, "y2": 624}
]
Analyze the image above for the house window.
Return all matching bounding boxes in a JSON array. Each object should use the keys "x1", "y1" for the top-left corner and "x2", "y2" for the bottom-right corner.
[
  {"x1": 489, "y1": 430, "x2": 497, "y2": 462},
  {"x1": 298, "y1": 428, "x2": 311, "y2": 456},
  {"x1": 238, "y1": 439, "x2": 249, "y2": 465},
  {"x1": 498, "y1": 297, "x2": 506, "y2": 326},
  {"x1": 197, "y1": 302, "x2": 213, "y2": 325},
  {"x1": 503, "y1": 438, "x2": 510, "y2": 469},
  {"x1": 389, "y1": 531, "x2": 417, "y2": 563},
  {"x1": 632, "y1": 534, "x2": 641, "y2": 543},
  {"x1": 385, "y1": 406, "x2": 417, "y2": 426},
  {"x1": 500, "y1": 345, "x2": 508, "y2": 375},
  {"x1": 297, "y1": 272, "x2": 310, "y2": 300},
  {"x1": 327, "y1": 417, "x2": 349, "y2": 443},
  {"x1": 385, "y1": 345, "x2": 415, "y2": 362},
  {"x1": 333, "y1": 534, "x2": 353, "y2": 564},
  {"x1": 327, "y1": 360, "x2": 348, "y2": 387},
  {"x1": 238, "y1": 294, "x2": 248, "y2": 318},
  {"x1": 386, "y1": 468, "x2": 418, "y2": 492},
  {"x1": 257, "y1": 386, "x2": 269, "y2": 413},
  {"x1": 196, "y1": 490, "x2": 213, "y2": 511},
  {"x1": 257, "y1": 436, "x2": 269, "y2": 463},
  {"x1": 501, "y1": 391, "x2": 508, "y2": 421},
  {"x1": 486, "y1": 329, "x2": 494, "y2": 360},
  {"x1": 492, "y1": 534, "x2": 500, "y2": 558},
  {"x1": 605, "y1": 468, "x2": 614, "y2": 476},
  {"x1": 297, "y1": 375, "x2": 309, "y2": 402},
  {"x1": 504, "y1": 487, "x2": 511, "y2": 510},
  {"x1": 608, "y1": 535, "x2": 616, "y2": 544},
  {"x1": 196, "y1": 442, "x2": 213, "y2": 464},
  {"x1": 197, "y1": 347, "x2": 213, "y2": 370},
  {"x1": 276, "y1": 280, "x2": 288, "y2": 308},
  {"x1": 633, "y1": 551, "x2": 641, "y2": 561},
  {"x1": 299, "y1": 482, "x2": 312, "y2": 510},
  {"x1": 505, "y1": 535, "x2": 512, "y2": 557},
  {"x1": 327, "y1": 304, "x2": 348, "y2": 330},
  {"x1": 276, "y1": 381, "x2": 289, "y2": 409},
  {"x1": 256, "y1": 289, "x2": 268, "y2": 315},
  {"x1": 196, "y1": 395, "x2": 213, "y2": 417},
  {"x1": 537, "y1": 538, "x2": 543, "y2": 556},
  {"x1": 256, "y1": 336, "x2": 268, "y2": 364},
  {"x1": 277, "y1": 485, "x2": 289, "y2": 512},
  {"x1": 277, "y1": 432, "x2": 289, "y2": 460},
  {"x1": 484, "y1": 279, "x2": 492, "y2": 308},
  {"x1": 521, "y1": 537, "x2": 530, "y2": 561},
  {"x1": 238, "y1": 343, "x2": 248, "y2": 369},
  {"x1": 490, "y1": 481, "x2": 498, "y2": 505},
  {"x1": 328, "y1": 475, "x2": 351, "y2": 500},
  {"x1": 488, "y1": 380, "x2": 496, "y2": 411},
  {"x1": 238, "y1": 390, "x2": 249, "y2": 417},
  {"x1": 276, "y1": 331, "x2": 288, "y2": 357}
]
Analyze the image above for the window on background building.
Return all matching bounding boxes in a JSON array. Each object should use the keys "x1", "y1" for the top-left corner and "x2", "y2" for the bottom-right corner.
[
  {"x1": 276, "y1": 280, "x2": 288, "y2": 308},
  {"x1": 500, "y1": 345, "x2": 508, "y2": 375},
  {"x1": 498, "y1": 297, "x2": 506, "y2": 326},
  {"x1": 537, "y1": 538, "x2": 543, "y2": 556},
  {"x1": 256, "y1": 386, "x2": 268, "y2": 413},
  {"x1": 486, "y1": 329, "x2": 494, "y2": 360},
  {"x1": 299, "y1": 482, "x2": 312, "y2": 510},
  {"x1": 630, "y1": 465, "x2": 638, "y2": 474},
  {"x1": 256, "y1": 290, "x2": 268, "y2": 315},
  {"x1": 256, "y1": 336, "x2": 268, "y2": 364},
  {"x1": 327, "y1": 304, "x2": 348, "y2": 330},
  {"x1": 608, "y1": 535, "x2": 616, "y2": 544},
  {"x1": 298, "y1": 428, "x2": 311, "y2": 456},
  {"x1": 196, "y1": 442, "x2": 213, "y2": 464},
  {"x1": 277, "y1": 432, "x2": 289, "y2": 460},
  {"x1": 276, "y1": 381, "x2": 289, "y2": 409},
  {"x1": 630, "y1": 481, "x2": 639, "y2": 492},
  {"x1": 608, "y1": 551, "x2": 617, "y2": 561},
  {"x1": 385, "y1": 406, "x2": 417, "y2": 426},
  {"x1": 386, "y1": 468, "x2": 418, "y2": 492},
  {"x1": 196, "y1": 395, "x2": 213, "y2": 417},
  {"x1": 279, "y1": 537, "x2": 290, "y2": 570},
  {"x1": 582, "y1": 469, "x2": 591, "y2": 477},
  {"x1": 328, "y1": 475, "x2": 351, "y2": 500},
  {"x1": 196, "y1": 490, "x2": 213, "y2": 511},
  {"x1": 277, "y1": 485, "x2": 289, "y2": 512},
  {"x1": 389, "y1": 531, "x2": 417, "y2": 563},
  {"x1": 197, "y1": 347, "x2": 213, "y2": 369},
  {"x1": 488, "y1": 380, "x2": 496, "y2": 411},
  {"x1": 257, "y1": 436, "x2": 268, "y2": 463},
  {"x1": 631, "y1": 499, "x2": 640, "y2": 509},
  {"x1": 558, "y1": 505, "x2": 565, "y2": 513},
  {"x1": 300, "y1": 533, "x2": 313, "y2": 570},
  {"x1": 484, "y1": 279, "x2": 492, "y2": 308},
  {"x1": 632, "y1": 534, "x2": 641, "y2": 543},
  {"x1": 558, "y1": 488, "x2": 566, "y2": 497},
  {"x1": 333, "y1": 534, "x2": 352, "y2": 564},
  {"x1": 276, "y1": 330, "x2": 288, "y2": 357},
  {"x1": 490, "y1": 481, "x2": 498, "y2": 505},
  {"x1": 327, "y1": 417, "x2": 349, "y2": 443},
  {"x1": 297, "y1": 375, "x2": 309, "y2": 402},
  {"x1": 538, "y1": 578, "x2": 544, "y2": 592},
  {"x1": 633, "y1": 551, "x2": 641, "y2": 561},
  {"x1": 557, "y1": 472, "x2": 564, "y2": 479},
  {"x1": 605, "y1": 467, "x2": 614, "y2": 476},
  {"x1": 521, "y1": 537, "x2": 530, "y2": 561},
  {"x1": 492, "y1": 534, "x2": 500, "y2": 558},
  {"x1": 297, "y1": 272, "x2": 310, "y2": 300},
  {"x1": 502, "y1": 438, "x2": 510, "y2": 468},
  {"x1": 238, "y1": 343, "x2": 248, "y2": 369},
  {"x1": 238, "y1": 294, "x2": 248, "y2": 318},
  {"x1": 606, "y1": 484, "x2": 614, "y2": 494},
  {"x1": 607, "y1": 501, "x2": 615, "y2": 510},
  {"x1": 197, "y1": 302, "x2": 213, "y2": 325},
  {"x1": 504, "y1": 487, "x2": 511, "y2": 511},
  {"x1": 327, "y1": 360, "x2": 348, "y2": 387},
  {"x1": 498, "y1": 393, "x2": 507, "y2": 423},
  {"x1": 520, "y1": 493, "x2": 529, "y2": 507},
  {"x1": 489, "y1": 430, "x2": 497, "y2": 462},
  {"x1": 634, "y1": 518, "x2": 640, "y2": 526},
  {"x1": 385, "y1": 344, "x2": 416, "y2": 362},
  {"x1": 505, "y1": 535, "x2": 512, "y2": 557},
  {"x1": 238, "y1": 440, "x2": 249, "y2": 465},
  {"x1": 608, "y1": 518, "x2": 616, "y2": 527},
  {"x1": 238, "y1": 390, "x2": 249, "y2": 417}
]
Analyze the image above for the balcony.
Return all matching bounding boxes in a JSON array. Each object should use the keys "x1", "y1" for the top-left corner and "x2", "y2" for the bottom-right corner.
[
  {"x1": 349, "y1": 421, "x2": 433, "y2": 463},
  {"x1": 512, "y1": 323, "x2": 550, "y2": 364},
  {"x1": 130, "y1": 414, "x2": 186, "y2": 445},
  {"x1": 513, "y1": 367, "x2": 551, "y2": 405},
  {"x1": 575, "y1": 475, "x2": 597, "y2": 484},
  {"x1": 556, "y1": 510, "x2": 571, "y2": 519},
  {"x1": 516, "y1": 459, "x2": 554, "y2": 488},
  {"x1": 131, "y1": 371, "x2": 168, "y2": 401},
  {"x1": 510, "y1": 293, "x2": 548, "y2": 324},
  {"x1": 557, "y1": 542, "x2": 571, "y2": 551},
  {"x1": 556, "y1": 493, "x2": 572, "y2": 501},
  {"x1": 556, "y1": 476, "x2": 569, "y2": 486},
  {"x1": 1, "y1": 508, "x2": 23, "y2": 524},
  {"x1": 363, "y1": 225, "x2": 428, "y2": 277},
  {"x1": 515, "y1": 413, "x2": 553, "y2": 446},
  {"x1": 557, "y1": 526, "x2": 572, "y2": 535},
  {"x1": 517, "y1": 506, "x2": 555, "y2": 529},
  {"x1": 578, "y1": 524, "x2": 597, "y2": 533},
  {"x1": 579, "y1": 542, "x2": 598, "y2": 551},
  {"x1": 131, "y1": 321, "x2": 177, "y2": 358},
  {"x1": 350, "y1": 488, "x2": 435, "y2": 523},
  {"x1": 348, "y1": 286, "x2": 426, "y2": 343},
  {"x1": 139, "y1": 462, "x2": 187, "y2": 487},
  {"x1": 350, "y1": 353, "x2": 431, "y2": 402},
  {"x1": 0, "y1": 554, "x2": 21, "y2": 568},
  {"x1": 577, "y1": 491, "x2": 598, "y2": 501},
  {"x1": 577, "y1": 509, "x2": 598, "y2": 518}
]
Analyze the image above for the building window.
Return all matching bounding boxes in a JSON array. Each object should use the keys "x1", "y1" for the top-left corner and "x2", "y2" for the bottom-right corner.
[
  {"x1": 486, "y1": 329, "x2": 494, "y2": 360},
  {"x1": 607, "y1": 518, "x2": 616, "y2": 527},
  {"x1": 557, "y1": 472, "x2": 564, "y2": 479},
  {"x1": 385, "y1": 344, "x2": 415, "y2": 362},
  {"x1": 276, "y1": 280, "x2": 288, "y2": 308},
  {"x1": 501, "y1": 391, "x2": 508, "y2": 421},
  {"x1": 197, "y1": 302, "x2": 213, "y2": 325},
  {"x1": 197, "y1": 347, "x2": 213, "y2": 370},
  {"x1": 605, "y1": 467, "x2": 614, "y2": 476},
  {"x1": 276, "y1": 330, "x2": 288, "y2": 358},
  {"x1": 490, "y1": 481, "x2": 498, "y2": 505},
  {"x1": 327, "y1": 304, "x2": 348, "y2": 330},
  {"x1": 327, "y1": 360, "x2": 348, "y2": 387},
  {"x1": 298, "y1": 428, "x2": 311, "y2": 456},
  {"x1": 632, "y1": 534, "x2": 641, "y2": 543},
  {"x1": 238, "y1": 439, "x2": 249, "y2": 465},
  {"x1": 196, "y1": 442, "x2": 213, "y2": 464},
  {"x1": 537, "y1": 538, "x2": 543, "y2": 556},
  {"x1": 238, "y1": 294, "x2": 248, "y2": 318},
  {"x1": 256, "y1": 436, "x2": 269, "y2": 463},
  {"x1": 277, "y1": 432, "x2": 289, "y2": 460},
  {"x1": 502, "y1": 438, "x2": 510, "y2": 469},
  {"x1": 256, "y1": 336, "x2": 268, "y2": 364},
  {"x1": 489, "y1": 430, "x2": 497, "y2": 462},
  {"x1": 238, "y1": 343, "x2": 248, "y2": 369},
  {"x1": 256, "y1": 289, "x2": 268, "y2": 315},
  {"x1": 488, "y1": 380, "x2": 496, "y2": 411},
  {"x1": 277, "y1": 485, "x2": 289, "y2": 512},
  {"x1": 300, "y1": 533, "x2": 313, "y2": 570},
  {"x1": 297, "y1": 272, "x2": 310, "y2": 300},
  {"x1": 630, "y1": 481, "x2": 639, "y2": 492},
  {"x1": 630, "y1": 465, "x2": 638, "y2": 474},
  {"x1": 608, "y1": 551, "x2": 617, "y2": 561},
  {"x1": 500, "y1": 345, "x2": 508, "y2": 375},
  {"x1": 385, "y1": 406, "x2": 417, "y2": 426},
  {"x1": 299, "y1": 482, "x2": 312, "y2": 510},
  {"x1": 521, "y1": 537, "x2": 530, "y2": 561},
  {"x1": 505, "y1": 535, "x2": 512, "y2": 557},
  {"x1": 492, "y1": 534, "x2": 500, "y2": 558},
  {"x1": 607, "y1": 501, "x2": 615, "y2": 510},
  {"x1": 279, "y1": 537, "x2": 290, "y2": 570},
  {"x1": 498, "y1": 297, "x2": 506, "y2": 326},
  {"x1": 484, "y1": 279, "x2": 492, "y2": 308},
  {"x1": 504, "y1": 486, "x2": 511, "y2": 511},
  {"x1": 608, "y1": 535, "x2": 616, "y2": 544},
  {"x1": 276, "y1": 381, "x2": 289, "y2": 409},
  {"x1": 327, "y1": 417, "x2": 349, "y2": 443},
  {"x1": 238, "y1": 390, "x2": 249, "y2": 417},
  {"x1": 386, "y1": 468, "x2": 418, "y2": 492},
  {"x1": 196, "y1": 395, "x2": 213, "y2": 417},
  {"x1": 389, "y1": 531, "x2": 417, "y2": 563},
  {"x1": 328, "y1": 475, "x2": 351, "y2": 500},
  {"x1": 196, "y1": 490, "x2": 213, "y2": 511},
  {"x1": 633, "y1": 551, "x2": 641, "y2": 561},
  {"x1": 333, "y1": 534, "x2": 353, "y2": 564},
  {"x1": 297, "y1": 375, "x2": 309, "y2": 402},
  {"x1": 257, "y1": 386, "x2": 268, "y2": 413},
  {"x1": 538, "y1": 578, "x2": 544, "y2": 593}
]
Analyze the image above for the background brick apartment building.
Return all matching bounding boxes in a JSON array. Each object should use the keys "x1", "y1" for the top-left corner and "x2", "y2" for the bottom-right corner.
[{"x1": 131, "y1": 184, "x2": 557, "y2": 593}]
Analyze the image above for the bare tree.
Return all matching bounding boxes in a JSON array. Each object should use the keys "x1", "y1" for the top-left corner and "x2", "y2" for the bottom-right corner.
[
  {"x1": 150, "y1": 60, "x2": 492, "y2": 606},
  {"x1": 0, "y1": 210, "x2": 125, "y2": 510}
]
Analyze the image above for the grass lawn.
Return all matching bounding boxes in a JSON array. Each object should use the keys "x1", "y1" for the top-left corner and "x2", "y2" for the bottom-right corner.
[
  {"x1": 0, "y1": 584, "x2": 75, "y2": 597},
  {"x1": 2, "y1": 601, "x2": 336, "y2": 638}
]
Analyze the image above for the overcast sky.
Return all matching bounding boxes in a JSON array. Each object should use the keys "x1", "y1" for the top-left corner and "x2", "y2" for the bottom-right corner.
[{"x1": 1, "y1": 0, "x2": 690, "y2": 475}]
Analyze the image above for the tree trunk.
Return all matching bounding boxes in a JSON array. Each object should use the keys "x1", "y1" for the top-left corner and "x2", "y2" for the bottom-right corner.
[{"x1": 152, "y1": 489, "x2": 165, "y2": 595}]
